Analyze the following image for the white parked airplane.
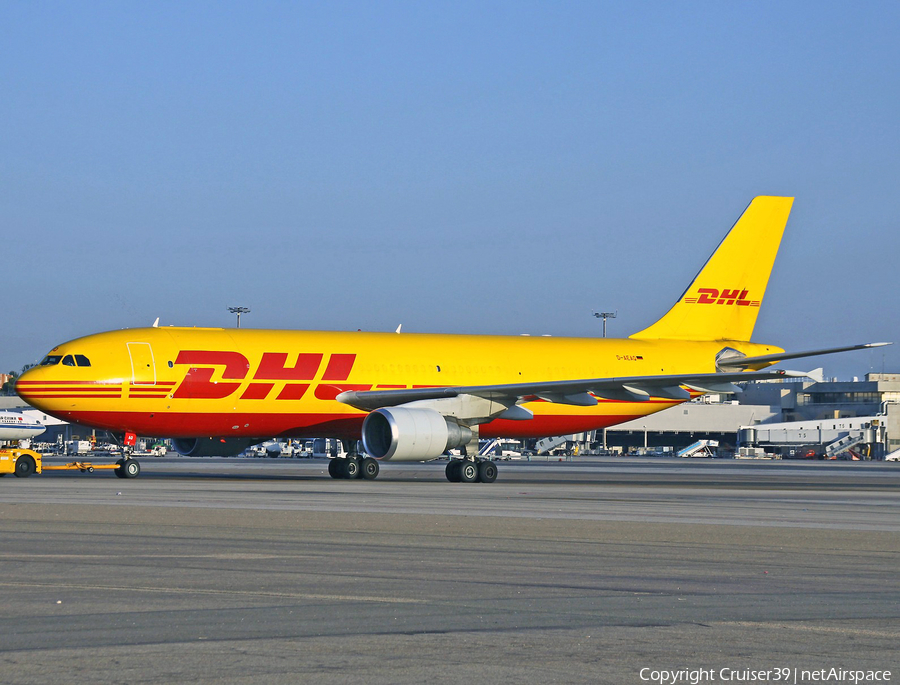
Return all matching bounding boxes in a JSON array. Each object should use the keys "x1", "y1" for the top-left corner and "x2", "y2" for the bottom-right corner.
[{"x1": 0, "y1": 410, "x2": 47, "y2": 442}]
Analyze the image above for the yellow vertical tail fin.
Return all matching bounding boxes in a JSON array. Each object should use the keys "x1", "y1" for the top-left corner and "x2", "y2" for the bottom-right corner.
[{"x1": 630, "y1": 196, "x2": 794, "y2": 342}]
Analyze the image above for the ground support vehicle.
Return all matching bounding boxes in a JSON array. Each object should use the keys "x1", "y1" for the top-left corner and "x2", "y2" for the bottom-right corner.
[{"x1": 0, "y1": 448, "x2": 140, "y2": 479}]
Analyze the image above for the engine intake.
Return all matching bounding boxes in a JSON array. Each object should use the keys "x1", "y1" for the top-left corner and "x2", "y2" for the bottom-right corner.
[
  {"x1": 172, "y1": 437, "x2": 258, "y2": 457},
  {"x1": 362, "y1": 407, "x2": 472, "y2": 461}
]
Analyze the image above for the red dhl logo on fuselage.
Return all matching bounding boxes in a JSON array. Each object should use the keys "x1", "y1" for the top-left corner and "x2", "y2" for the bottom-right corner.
[
  {"x1": 172, "y1": 351, "x2": 364, "y2": 401},
  {"x1": 16, "y1": 350, "x2": 376, "y2": 402},
  {"x1": 683, "y1": 288, "x2": 760, "y2": 307}
]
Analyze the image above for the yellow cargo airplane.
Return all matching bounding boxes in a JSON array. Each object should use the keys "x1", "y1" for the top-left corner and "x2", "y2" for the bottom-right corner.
[{"x1": 17, "y1": 197, "x2": 887, "y2": 482}]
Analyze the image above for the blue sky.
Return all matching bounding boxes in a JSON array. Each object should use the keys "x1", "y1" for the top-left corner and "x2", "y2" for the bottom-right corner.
[{"x1": 2, "y1": 1, "x2": 898, "y2": 379}]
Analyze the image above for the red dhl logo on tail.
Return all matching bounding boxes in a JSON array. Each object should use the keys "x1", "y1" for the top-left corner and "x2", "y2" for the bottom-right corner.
[
  {"x1": 683, "y1": 288, "x2": 760, "y2": 307},
  {"x1": 172, "y1": 351, "x2": 366, "y2": 401}
]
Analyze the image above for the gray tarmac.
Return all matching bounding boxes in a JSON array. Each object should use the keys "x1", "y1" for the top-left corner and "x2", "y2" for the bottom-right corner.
[{"x1": 0, "y1": 457, "x2": 897, "y2": 684}]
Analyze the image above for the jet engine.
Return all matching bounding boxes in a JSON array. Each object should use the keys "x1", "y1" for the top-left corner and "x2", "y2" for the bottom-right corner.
[
  {"x1": 172, "y1": 437, "x2": 259, "y2": 457},
  {"x1": 362, "y1": 407, "x2": 472, "y2": 461}
]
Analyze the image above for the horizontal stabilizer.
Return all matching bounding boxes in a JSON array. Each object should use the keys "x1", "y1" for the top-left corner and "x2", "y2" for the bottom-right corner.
[{"x1": 716, "y1": 342, "x2": 892, "y2": 371}]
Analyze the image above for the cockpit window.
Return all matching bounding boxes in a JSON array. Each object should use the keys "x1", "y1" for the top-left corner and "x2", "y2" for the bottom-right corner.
[{"x1": 41, "y1": 353, "x2": 90, "y2": 367}]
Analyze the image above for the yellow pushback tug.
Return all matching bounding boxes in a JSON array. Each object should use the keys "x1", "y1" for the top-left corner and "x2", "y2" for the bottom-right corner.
[{"x1": 0, "y1": 448, "x2": 140, "y2": 478}]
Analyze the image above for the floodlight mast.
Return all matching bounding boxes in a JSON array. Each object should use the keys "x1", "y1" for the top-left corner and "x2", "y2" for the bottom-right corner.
[
  {"x1": 228, "y1": 306, "x2": 250, "y2": 328},
  {"x1": 592, "y1": 310, "x2": 617, "y2": 338}
]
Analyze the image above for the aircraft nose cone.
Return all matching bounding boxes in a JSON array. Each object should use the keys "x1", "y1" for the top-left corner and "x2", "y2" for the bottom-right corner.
[{"x1": 15, "y1": 366, "x2": 48, "y2": 408}]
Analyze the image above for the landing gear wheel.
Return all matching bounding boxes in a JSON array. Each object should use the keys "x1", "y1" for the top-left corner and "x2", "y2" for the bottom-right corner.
[
  {"x1": 328, "y1": 458, "x2": 341, "y2": 479},
  {"x1": 477, "y1": 460, "x2": 498, "y2": 484},
  {"x1": 445, "y1": 460, "x2": 462, "y2": 482},
  {"x1": 122, "y1": 460, "x2": 140, "y2": 478},
  {"x1": 114, "y1": 458, "x2": 139, "y2": 479},
  {"x1": 459, "y1": 460, "x2": 479, "y2": 483},
  {"x1": 360, "y1": 457, "x2": 379, "y2": 480},
  {"x1": 344, "y1": 457, "x2": 360, "y2": 479},
  {"x1": 14, "y1": 455, "x2": 36, "y2": 478}
]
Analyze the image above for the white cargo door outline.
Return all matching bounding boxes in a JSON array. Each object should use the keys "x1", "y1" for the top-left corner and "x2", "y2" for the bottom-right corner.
[{"x1": 127, "y1": 342, "x2": 157, "y2": 386}]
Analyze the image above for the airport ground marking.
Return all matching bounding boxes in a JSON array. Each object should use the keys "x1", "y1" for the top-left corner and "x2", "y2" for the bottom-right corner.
[{"x1": 0, "y1": 580, "x2": 425, "y2": 604}]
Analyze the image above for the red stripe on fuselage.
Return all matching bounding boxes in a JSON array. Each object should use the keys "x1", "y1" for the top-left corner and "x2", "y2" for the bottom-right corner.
[
  {"x1": 21, "y1": 387, "x2": 122, "y2": 392},
  {"x1": 17, "y1": 380, "x2": 123, "y2": 386},
  {"x1": 21, "y1": 393, "x2": 123, "y2": 399}
]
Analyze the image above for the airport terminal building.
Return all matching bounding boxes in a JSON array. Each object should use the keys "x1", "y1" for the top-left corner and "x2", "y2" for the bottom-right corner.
[{"x1": 597, "y1": 372, "x2": 900, "y2": 459}]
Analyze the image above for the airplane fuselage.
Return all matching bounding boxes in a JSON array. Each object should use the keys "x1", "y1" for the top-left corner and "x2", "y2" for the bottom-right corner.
[{"x1": 17, "y1": 326, "x2": 782, "y2": 441}]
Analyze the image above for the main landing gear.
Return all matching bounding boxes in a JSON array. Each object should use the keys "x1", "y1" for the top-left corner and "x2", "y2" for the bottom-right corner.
[
  {"x1": 445, "y1": 458, "x2": 498, "y2": 484},
  {"x1": 328, "y1": 455, "x2": 380, "y2": 480}
]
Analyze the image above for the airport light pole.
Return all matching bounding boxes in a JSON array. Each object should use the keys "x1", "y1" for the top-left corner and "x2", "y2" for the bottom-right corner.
[
  {"x1": 228, "y1": 306, "x2": 250, "y2": 328},
  {"x1": 592, "y1": 310, "x2": 617, "y2": 337}
]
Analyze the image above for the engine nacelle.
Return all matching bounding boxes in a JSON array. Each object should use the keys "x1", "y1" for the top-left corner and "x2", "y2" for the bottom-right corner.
[
  {"x1": 172, "y1": 437, "x2": 259, "y2": 457},
  {"x1": 362, "y1": 407, "x2": 472, "y2": 462}
]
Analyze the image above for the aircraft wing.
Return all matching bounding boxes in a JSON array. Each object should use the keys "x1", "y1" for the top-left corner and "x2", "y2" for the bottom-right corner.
[{"x1": 336, "y1": 369, "x2": 807, "y2": 413}]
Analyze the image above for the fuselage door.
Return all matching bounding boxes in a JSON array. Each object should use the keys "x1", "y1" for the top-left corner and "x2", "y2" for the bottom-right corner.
[{"x1": 127, "y1": 342, "x2": 156, "y2": 386}]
